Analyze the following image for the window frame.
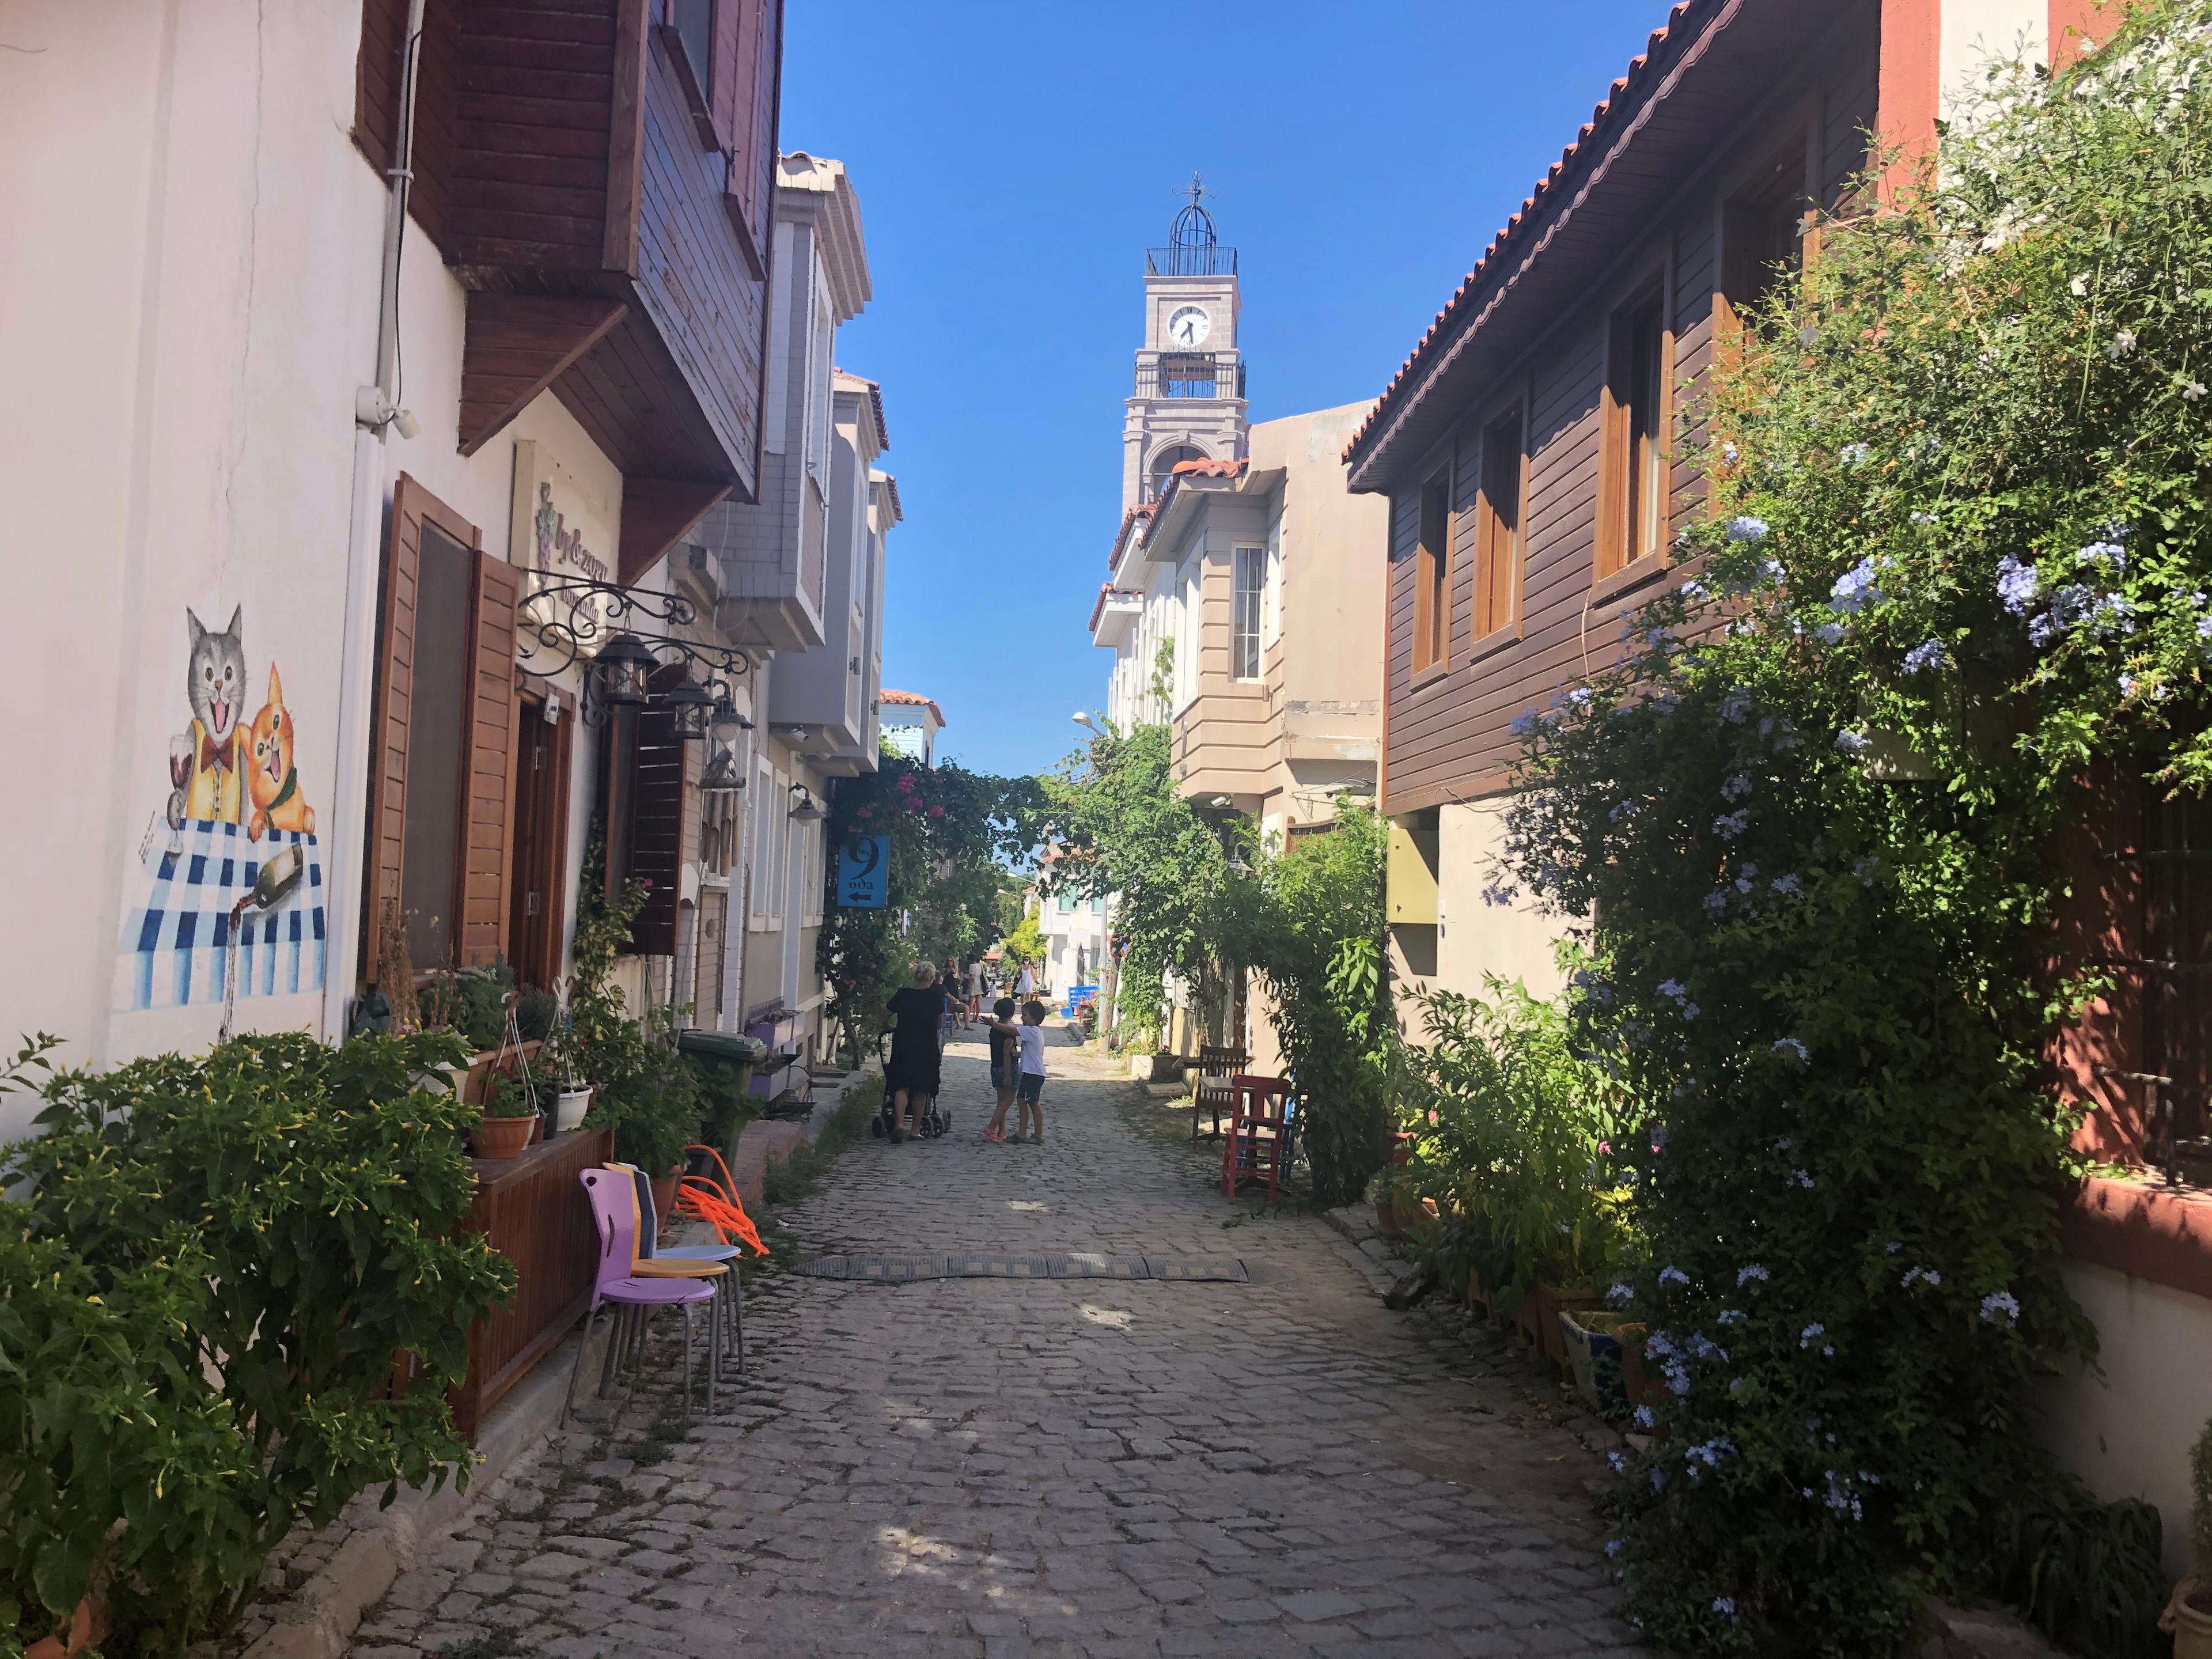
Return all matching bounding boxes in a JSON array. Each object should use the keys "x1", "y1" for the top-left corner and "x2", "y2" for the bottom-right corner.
[
  {"x1": 1230, "y1": 543, "x2": 1266, "y2": 681},
  {"x1": 1471, "y1": 405, "x2": 1527, "y2": 646},
  {"x1": 1598, "y1": 278, "x2": 1673, "y2": 584},
  {"x1": 1410, "y1": 464, "x2": 1455, "y2": 676}
]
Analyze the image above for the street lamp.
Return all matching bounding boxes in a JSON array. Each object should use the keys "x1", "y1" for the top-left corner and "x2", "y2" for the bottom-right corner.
[
  {"x1": 787, "y1": 783, "x2": 824, "y2": 823},
  {"x1": 1073, "y1": 711, "x2": 1101, "y2": 732}
]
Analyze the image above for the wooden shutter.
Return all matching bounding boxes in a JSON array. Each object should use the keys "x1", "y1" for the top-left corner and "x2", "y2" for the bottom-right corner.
[
  {"x1": 630, "y1": 663, "x2": 693, "y2": 956},
  {"x1": 724, "y1": 0, "x2": 779, "y2": 266},
  {"x1": 366, "y1": 474, "x2": 479, "y2": 985},
  {"x1": 456, "y1": 548, "x2": 521, "y2": 967}
]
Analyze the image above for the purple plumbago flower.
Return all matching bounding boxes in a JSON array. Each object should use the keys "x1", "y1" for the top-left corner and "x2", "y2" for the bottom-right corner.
[
  {"x1": 1835, "y1": 729, "x2": 1873, "y2": 756},
  {"x1": 1608, "y1": 1280, "x2": 1635, "y2": 1306},
  {"x1": 1901, "y1": 1266, "x2": 1942, "y2": 1289},
  {"x1": 1830, "y1": 558, "x2": 1883, "y2": 614},
  {"x1": 1728, "y1": 516, "x2": 1770, "y2": 543},
  {"x1": 1509, "y1": 708, "x2": 1539, "y2": 737},
  {"x1": 1770, "y1": 873, "x2": 1802, "y2": 897},
  {"x1": 1813, "y1": 620, "x2": 1847, "y2": 645},
  {"x1": 1702, "y1": 889, "x2": 1730, "y2": 916},
  {"x1": 1658, "y1": 1266, "x2": 1691, "y2": 1290},
  {"x1": 1996, "y1": 555, "x2": 2039, "y2": 616},
  {"x1": 1839, "y1": 442, "x2": 1870, "y2": 465},
  {"x1": 1713, "y1": 810, "x2": 1751, "y2": 840},
  {"x1": 1721, "y1": 687, "x2": 1755, "y2": 724},
  {"x1": 1721, "y1": 773, "x2": 1754, "y2": 802},
  {"x1": 1713, "y1": 1597, "x2": 1738, "y2": 1619},
  {"x1": 1903, "y1": 639, "x2": 1950, "y2": 675},
  {"x1": 1716, "y1": 1308, "x2": 1747, "y2": 1327},
  {"x1": 1737, "y1": 1263, "x2": 1770, "y2": 1286},
  {"x1": 1800, "y1": 1321, "x2": 1826, "y2": 1348},
  {"x1": 1980, "y1": 1290, "x2": 2021, "y2": 1325},
  {"x1": 1631, "y1": 1405, "x2": 1656, "y2": 1429},
  {"x1": 1772, "y1": 1037, "x2": 1808, "y2": 1063}
]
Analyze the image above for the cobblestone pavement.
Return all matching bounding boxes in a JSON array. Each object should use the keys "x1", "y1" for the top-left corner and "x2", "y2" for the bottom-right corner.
[{"x1": 348, "y1": 1025, "x2": 1652, "y2": 1659}]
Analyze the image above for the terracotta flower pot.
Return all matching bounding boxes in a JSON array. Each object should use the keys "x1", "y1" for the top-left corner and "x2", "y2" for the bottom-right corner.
[
  {"x1": 1375, "y1": 1195, "x2": 1404, "y2": 1238},
  {"x1": 471, "y1": 1114, "x2": 537, "y2": 1160},
  {"x1": 26, "y1": 1594, "x2": 107, "y2": 1659},
  {"x1": 650, "y1": 1170, "x2": 680, "y2": 1221},
  {"x1": 2163, "y1": 1577, "x2": 2212, "y2": 1658}
]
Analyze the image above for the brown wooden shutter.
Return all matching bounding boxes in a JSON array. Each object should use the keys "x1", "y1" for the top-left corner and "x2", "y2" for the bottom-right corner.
[
  {"x1": 710, "y1": 0, "x2": 742, "y2": 153},
  {"x1": 456, "y1": 548, "x2": 521, "y2": 968},
  {"x1": 629, "y1": 664, "x2": 692, "y2": 956},
  {"x1": 366, "y1": 475, "x2": 478, "y2": 984}
]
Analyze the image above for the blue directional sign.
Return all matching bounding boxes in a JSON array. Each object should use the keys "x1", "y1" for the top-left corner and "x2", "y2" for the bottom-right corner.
[{"x1": 836, "y1": 836, "x2": 889, "y2": 908}]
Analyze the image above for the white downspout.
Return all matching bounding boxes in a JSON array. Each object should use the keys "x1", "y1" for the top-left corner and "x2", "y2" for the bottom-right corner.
[{"x1": 321, "y1": 0, "x2": 427, "y2": 1041}]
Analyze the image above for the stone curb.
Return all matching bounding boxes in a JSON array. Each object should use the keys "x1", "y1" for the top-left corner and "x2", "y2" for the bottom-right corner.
[{"x1": 240, "y1": 1319, "x2": 610, "y2": 1659}]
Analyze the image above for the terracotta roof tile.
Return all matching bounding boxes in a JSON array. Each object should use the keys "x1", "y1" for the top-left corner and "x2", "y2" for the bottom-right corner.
[
  {"x1": 1344, "y1": 2, "x2": 1707, "y2": 469},
  {"x1": 1107, "y1": 502, "x2": 1158, "y2": 571},
  {"x1": 832, "y1": 366, "x2": 889, "y2": 451},
  {"x1": 878, "y1": 688, "x2": 945, "y2": 727}
]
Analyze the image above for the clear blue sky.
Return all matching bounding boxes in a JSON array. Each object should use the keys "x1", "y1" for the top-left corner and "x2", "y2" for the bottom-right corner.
[{"x1": 779, "y1": 1, "x2": 1680, "y2": 780}]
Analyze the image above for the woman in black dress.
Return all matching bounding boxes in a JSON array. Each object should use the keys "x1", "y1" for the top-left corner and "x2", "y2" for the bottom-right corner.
[{"x1": 883, "y1": 960, "x2": 947, "y2": 1142}]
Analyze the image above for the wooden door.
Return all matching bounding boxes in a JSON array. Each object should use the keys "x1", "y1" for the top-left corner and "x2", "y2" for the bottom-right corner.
[{"x1": 506, "y1": 690, "x2": 572, "y2": 995}]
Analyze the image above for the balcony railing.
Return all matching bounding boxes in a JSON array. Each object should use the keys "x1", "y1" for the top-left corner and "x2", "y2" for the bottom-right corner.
[
  {"x1": 1147, "y1": 243, "x2": 1238, "y2": 276},
  {"x1": 1135, "y1": 353, "x2": 1246, "y2": 401}
]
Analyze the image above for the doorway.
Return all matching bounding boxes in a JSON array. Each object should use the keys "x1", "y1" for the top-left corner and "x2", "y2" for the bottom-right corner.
[{"x1": 506, "y1": 689, "x2": 573, "y2": 997}]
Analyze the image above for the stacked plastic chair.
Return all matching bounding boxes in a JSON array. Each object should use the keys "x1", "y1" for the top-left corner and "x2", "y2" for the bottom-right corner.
[{"x1": 562, "y1": 1169, "x2": 719, "y2": 1432}]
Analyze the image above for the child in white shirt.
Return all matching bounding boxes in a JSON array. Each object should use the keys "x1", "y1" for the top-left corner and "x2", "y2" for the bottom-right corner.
[{"x1": 1014, "y1": 999, "x2": 1048, "y2": 1145}]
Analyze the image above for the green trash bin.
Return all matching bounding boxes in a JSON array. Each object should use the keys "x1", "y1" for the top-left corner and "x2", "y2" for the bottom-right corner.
[{"x1": 676, "y1": 1029, "x2": 767, "y2": 1164}]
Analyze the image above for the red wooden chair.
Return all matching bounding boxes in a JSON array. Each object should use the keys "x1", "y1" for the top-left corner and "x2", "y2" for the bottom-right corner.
[{"x1": 1219, "y1": 1074, "x2": 1293, "y2": 1201}]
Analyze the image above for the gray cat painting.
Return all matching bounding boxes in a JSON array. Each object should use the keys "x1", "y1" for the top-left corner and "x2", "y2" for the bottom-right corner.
[{"x1": 167, "y1": 604, "x2": 248, "y2": 829}]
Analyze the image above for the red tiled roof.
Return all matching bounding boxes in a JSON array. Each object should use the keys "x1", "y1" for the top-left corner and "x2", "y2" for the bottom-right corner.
[
  {"x1": 878, "y1": 688, "x2": 945, "y2": 726},
  {"x1": 1147, "y1": 454, "x2": 1249, "y2": 526},
  {"x1": 1107, "y1": 502, "x2": 1157, "y2": 571},
  {"x1": 1343, "y1": 0, "x2": 1710, "y2": 471},
  {"x1": 1088, "y1": 582, "x2": 1142, "y2": 634},
  {"x1": 833, "y1": 366, "x2": 889, "y2": 451}
]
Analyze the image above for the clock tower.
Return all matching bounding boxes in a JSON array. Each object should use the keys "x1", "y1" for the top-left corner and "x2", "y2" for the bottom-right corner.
[{"x1": 1124, "y1": 178, "x2": 1247, "y2": 512}]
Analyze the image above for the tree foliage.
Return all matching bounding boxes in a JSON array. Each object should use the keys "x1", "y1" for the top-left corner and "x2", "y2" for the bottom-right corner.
[
  {"x1": 1495, "y1": 10, "x2": 2207, "y2": 1647},
  {"x1": 815, "y1": 753, "x2": 1045, "y2": 1065}
]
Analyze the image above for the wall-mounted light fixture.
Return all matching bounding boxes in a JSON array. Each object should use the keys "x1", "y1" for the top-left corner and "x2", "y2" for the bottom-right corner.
[
  {"x1": 787, "y1": 783, "x2": 824, "y2": 823},
  {"x1": 589, "y1": 633, "x2": 656, "y2": 718}
]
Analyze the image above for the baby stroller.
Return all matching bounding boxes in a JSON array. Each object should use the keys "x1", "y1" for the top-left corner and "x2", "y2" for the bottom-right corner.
[{"x1": 870, "y1": 1027, "x2": 950, "y2": 1138}]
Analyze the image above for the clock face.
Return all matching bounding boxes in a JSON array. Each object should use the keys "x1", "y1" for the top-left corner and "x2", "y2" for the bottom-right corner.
[{"x1": 1166, "y1": 305, "x2": 1211, "y2": 348}]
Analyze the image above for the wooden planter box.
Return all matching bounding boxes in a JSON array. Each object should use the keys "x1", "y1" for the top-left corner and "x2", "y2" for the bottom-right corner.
[{"x1": 450, "y1": 1126, "x2": 612, "y2": 1442}]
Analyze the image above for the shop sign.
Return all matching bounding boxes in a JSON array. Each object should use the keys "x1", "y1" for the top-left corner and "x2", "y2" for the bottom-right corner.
[
  {"x1": 836, "y1": 837, "x2": 889, "y2": 908},
  {"x1": 511, "y1": 440, "x2": 616, "y2": 641}
]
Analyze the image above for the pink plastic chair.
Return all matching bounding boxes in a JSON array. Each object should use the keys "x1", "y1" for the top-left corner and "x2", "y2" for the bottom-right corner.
[{"x1": 562, "y1": 1168, "x2": 719, "y2": 1433}]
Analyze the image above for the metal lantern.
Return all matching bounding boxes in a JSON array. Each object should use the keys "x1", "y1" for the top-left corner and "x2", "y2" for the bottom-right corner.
[
  {"x1": 662, "y1": 675, "x2": 718, "y2": 739},
  {"x1": 787, "y1": 783, "x2": 824, "y2": 823},
  {"x1": 591, "y1": 633, "x2": 656, "y2": 711}
]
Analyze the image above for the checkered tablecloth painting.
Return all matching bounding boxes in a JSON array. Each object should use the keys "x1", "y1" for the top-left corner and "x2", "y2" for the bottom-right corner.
[{"x1": 114, "y1": 821, "x2": 326, "y2": 1013}]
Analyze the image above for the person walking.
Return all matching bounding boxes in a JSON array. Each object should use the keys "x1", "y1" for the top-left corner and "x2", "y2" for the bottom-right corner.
[
  {"x1": 1014, "y1": 960, "x2": 1036, "y2": 998},
  {"x1": 882, "y1": 961, "x2": 947, "y2": 1143}
]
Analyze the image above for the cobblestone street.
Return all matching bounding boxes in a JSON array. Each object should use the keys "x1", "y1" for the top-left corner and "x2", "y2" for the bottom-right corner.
[{"x1": 349, "y1": 1027, "x2": 1651, "y2": 1659}]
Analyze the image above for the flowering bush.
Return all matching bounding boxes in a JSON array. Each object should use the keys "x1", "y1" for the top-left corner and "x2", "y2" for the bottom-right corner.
[{"x1": 1496, "y1": 7, "x2": 2211, "y2": 1649}]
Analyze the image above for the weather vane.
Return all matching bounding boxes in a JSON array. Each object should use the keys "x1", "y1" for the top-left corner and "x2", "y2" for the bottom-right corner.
[{"x1": 1181, "y1": 172, "x2": 1213, "y2": 210}]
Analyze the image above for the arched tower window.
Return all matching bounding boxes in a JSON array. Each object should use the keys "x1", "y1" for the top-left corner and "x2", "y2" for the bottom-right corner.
[{"x1": 1147, "y1": 444, "x2": 1206, "y2": 502}]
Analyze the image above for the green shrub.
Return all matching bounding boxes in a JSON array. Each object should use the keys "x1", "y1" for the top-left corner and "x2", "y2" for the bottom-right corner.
[
  {"x1": 1399, "y1": 979, "x2": 1636, "y2": 1310},
  {"x1": 580, "y1": 1005, "x2": 702, "y2": 1175},
  {"x1": 1989, "y1": 1476, "x2": 2166, "y2": 1658},
  {"x1": 1, "y1": 1030, "x2": 513, "y2": 1653}
]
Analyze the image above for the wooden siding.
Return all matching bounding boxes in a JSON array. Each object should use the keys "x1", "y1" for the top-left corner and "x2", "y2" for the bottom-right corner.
[
  {"x1": 356, "y1": 2, "x2": 772, "y2": 499},
  {"x1": 1380, "y1": 10, "x2": 1880, "y2": 819},
  {"x1": 633, "y1": 34, "x2": 767, "y2": 486}
]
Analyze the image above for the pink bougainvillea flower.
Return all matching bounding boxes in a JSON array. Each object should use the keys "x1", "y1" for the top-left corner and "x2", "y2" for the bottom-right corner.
[{"x1": 927, "y1": 804, "x2": 944, "y2": 818}]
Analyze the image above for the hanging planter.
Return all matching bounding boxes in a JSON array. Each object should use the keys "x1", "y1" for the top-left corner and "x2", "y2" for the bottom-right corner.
[{"x1": 553, "y1": 1085, "x2": 594, "y2": 1134}]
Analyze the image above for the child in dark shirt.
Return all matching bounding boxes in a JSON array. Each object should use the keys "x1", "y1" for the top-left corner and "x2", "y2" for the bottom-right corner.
[{"x1": 980, "y1": 998, "x2": 1020, "y2": 1143}]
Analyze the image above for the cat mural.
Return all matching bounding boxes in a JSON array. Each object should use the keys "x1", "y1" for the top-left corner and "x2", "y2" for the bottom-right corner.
[
  {"x1": 120, "y1": 603, "x2": 327, "y2": 1016},
  {"x1": 168, "y1": 604, "x2": 248, "y2": 830},
  {"x1": 246, "y1": 665, "x2": 316, "y2": 842}
]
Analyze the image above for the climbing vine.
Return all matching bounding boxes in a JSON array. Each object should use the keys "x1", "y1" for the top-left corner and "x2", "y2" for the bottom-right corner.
[{"x1": 1498, "y1": 9, "x2": 2209, "y2": 1649}]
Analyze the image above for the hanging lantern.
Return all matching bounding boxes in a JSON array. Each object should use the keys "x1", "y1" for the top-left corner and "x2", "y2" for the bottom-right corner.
[
  {"x1": 590, "y1": 633, "x2": 656, "y2": 713},
  {"x1": 662, "y1": 675, "x2": 718, "y2": 739}
]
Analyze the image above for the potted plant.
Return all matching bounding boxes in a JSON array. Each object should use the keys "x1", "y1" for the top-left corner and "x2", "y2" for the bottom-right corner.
[
  {"x1": 470, "y1": 1067, "x2": 538, "y2": 1160},
  {"x1": 2162, "y1": 1416, "x2": 2212, "y2": 1656},
  {"x1": 540, "y1": 1009, "x2": 594, "y2": 1134}
]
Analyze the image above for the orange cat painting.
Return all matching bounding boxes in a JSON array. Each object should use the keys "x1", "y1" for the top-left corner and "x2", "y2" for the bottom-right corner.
[{"x1": 247, "y1": 665, "x2": 316, "y2": 842}]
